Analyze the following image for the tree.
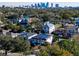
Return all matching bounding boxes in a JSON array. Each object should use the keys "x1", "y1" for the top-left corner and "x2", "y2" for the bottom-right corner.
[
  {"x1": 39, "y1": 49, "x2": 49, "y2": 56},
  {"x1": 0, "y1": 35, "x2": 31, "y2": 56},
  {"x1": 41, "y1": 14, "x2": 49, "y2": 22},
  {"x1": 30, "y1": 18, "x2": 43, "y2": 33},
  {"x1": 58, "y1": 40, "x2": 79, "y2": 56},
  {"x1": 37, "y1": 43, "x2": 73, "y2": 56},
  {"x1": 60, "y1": 13, "x2": 72, "y2": 19},
  {"x1": 11, "y1": 36, "x2": 31, "y2": 55},
  {"x1": 38, "y1": 46, "x2": 49, "y2": 56},
  {"x1": 46, "y1": 43, "x2": 63, "y2": 56},
  {"x1": 25, "y1": 24, "x2": 32, "y2": 33},
  {"x1": 53, "y1": 34, "x2": 59, "y2": 42},
  {"x1": 47, "y1": 42, "x2": 73, "y2": 56},
  {"x1": 0, "y1": 35, "x2": 13, "y2": 55}
]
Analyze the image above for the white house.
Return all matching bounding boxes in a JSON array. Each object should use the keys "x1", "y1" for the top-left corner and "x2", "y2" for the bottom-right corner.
[
  {"x1": 45, "y1": 34, "x2": 53, "y2": 44},
  {"x1": 2, "y1": 29, "x2": 11, "y2": 36},
  {"x1": 78, "y1": 28, "x2": 79, "y2": 33},
  {"x1": 43, "y1": 21, "x2": 55, "y2": 34},
  {"x1": 11, "y1": 32, "x2": 20, "y2": 38}
]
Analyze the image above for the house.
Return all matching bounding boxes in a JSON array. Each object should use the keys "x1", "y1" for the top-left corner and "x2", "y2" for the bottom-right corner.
[
  {"x1": 18, "y1": 17, "x2": 28, "y2": 25},
  {"x1": 54, "y1": 28, "x2": 64, "y2": 38},
  {"x1": 11, "y1": 32, "x2": 20, "y2": 38},
  {"x1": 75, "y1": 18, "x2": 79, "y2": 26},
  {"x1": 65, "y1": 27, "x2": 76, "y2": 38},
  {"x1": 18, "y1": 15, "x2": 35, "y2": 25},
  {"x1": 55, "y1": 26, "x2": 77, "y2": 39},
  {"x1": 2, "y1": 29, "x2": 11, "y2": 36},
  {"x1": 29, "y1": 33, "x2": 53, "y2": 46},
  {"x1": 2, "y1": 30, "x2": 20, "y2": 38},
  {"x1": 37, "y1": 34, "x2": 53, "y2": 44},
  {"x1": 19, "y1": 31, "x2": 38, "y2": 40},
  {"x1": 78, "y1": 28, "x2": 79, "y2": 33},
  {"x1": 43, "y1": 21, "x2": 55, "y2": 34},
  {"x1": 6, "y1": 15, "x2": 29, "y2": 26}
]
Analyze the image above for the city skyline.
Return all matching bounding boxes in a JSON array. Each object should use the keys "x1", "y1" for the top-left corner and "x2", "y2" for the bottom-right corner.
[{"x1": 0, "y1": 2, "x2": 79, "y2": 7}]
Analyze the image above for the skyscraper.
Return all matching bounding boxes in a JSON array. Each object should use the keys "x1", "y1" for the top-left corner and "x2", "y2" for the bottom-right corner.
[
  {"x1": 37, "y1": 3, "x2": 41, "y2": 8},
  {"x1": 2, "y1": 5, "x2": 5, "y2": 8},
  {"x1": 31, "y1": 4, "x2": 34, "y2": 8},
  {"x1": 35, "y1": 3, "x2": 38, "y2": 8},
  {"x1": 55, "y1": 4, "x2": 59, "y2": 8},
  {"x1": 40, "y1": 2, "x2": 49, "y2": 9},
  {"x1": 51, "y1": 3, "x2": 53, "y2": 8}
]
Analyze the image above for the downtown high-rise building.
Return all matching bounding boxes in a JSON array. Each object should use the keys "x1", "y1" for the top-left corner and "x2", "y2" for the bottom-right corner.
[
  {"x1": 55, "y1": 4, "x2": 59, "y2": 8},
  {"x1": 51, "y1": 3, "x2": 53, "y2": 8},
  {"x1": 33, "y1": 2, "x2": 49, "y2": 9}
]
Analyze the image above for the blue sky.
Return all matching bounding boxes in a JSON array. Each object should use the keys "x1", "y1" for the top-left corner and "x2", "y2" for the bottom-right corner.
[{"x1": 0, "y1": 2, "x2": 79, "y2": 7}]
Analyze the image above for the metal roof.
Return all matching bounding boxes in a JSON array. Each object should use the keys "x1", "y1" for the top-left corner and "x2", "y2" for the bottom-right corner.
[
  {"x1": 20, "y1": 31, "x2": 37, "y2": 38},
  {"x1": 32, "y1": 33, "x2": 51, "y2": 40},
  {"x1": 44, "y1": 21, "x2": 54, "y2": 28}
]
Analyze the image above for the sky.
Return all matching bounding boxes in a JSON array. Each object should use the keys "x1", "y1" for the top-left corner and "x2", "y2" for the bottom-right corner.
[{"x1": 0, "y1": 2, "x2": 79, "y2": 7}]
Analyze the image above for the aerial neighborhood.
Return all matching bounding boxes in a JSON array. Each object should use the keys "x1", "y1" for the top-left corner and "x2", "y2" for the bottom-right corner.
[
  {"x1": 0, "y1": 14, "x2": 79, "y2": 45},
  {"x1": 0, "y1": 2, "x2": 79, "y2": 56}
]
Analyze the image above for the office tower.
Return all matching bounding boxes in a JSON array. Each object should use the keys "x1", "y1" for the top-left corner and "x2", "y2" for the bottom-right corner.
[
  {"x1": 25, "y1": 5, "x2": 28, "y2": 8},
  {"x1": 40, "y1": 2, "x2": 49, "y2": 9},
  {"x1": 37, "y1": 3, "x2": 41, "y2": 8},
  {"x1": 22, "y1": 5, "x2": 25, "y2": 8},
  {"x1": 31, "y1": 4, "x2": 34, "y2": 8},
  {"x1": 35, "y1": 3, "x2": 38, "y2": 8},
  {"x1": 51, "y1": 3, "x2": 53, "y2": 8},
  {"x1": 55, "y1": 4, "x2": 59, "y2": 8},
  {"x1": 45, "y1": 2, "x2": 49, "y2": 8},
  {"x1": 2, "y1": 5, "x2": 5, "y2": 8}
]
